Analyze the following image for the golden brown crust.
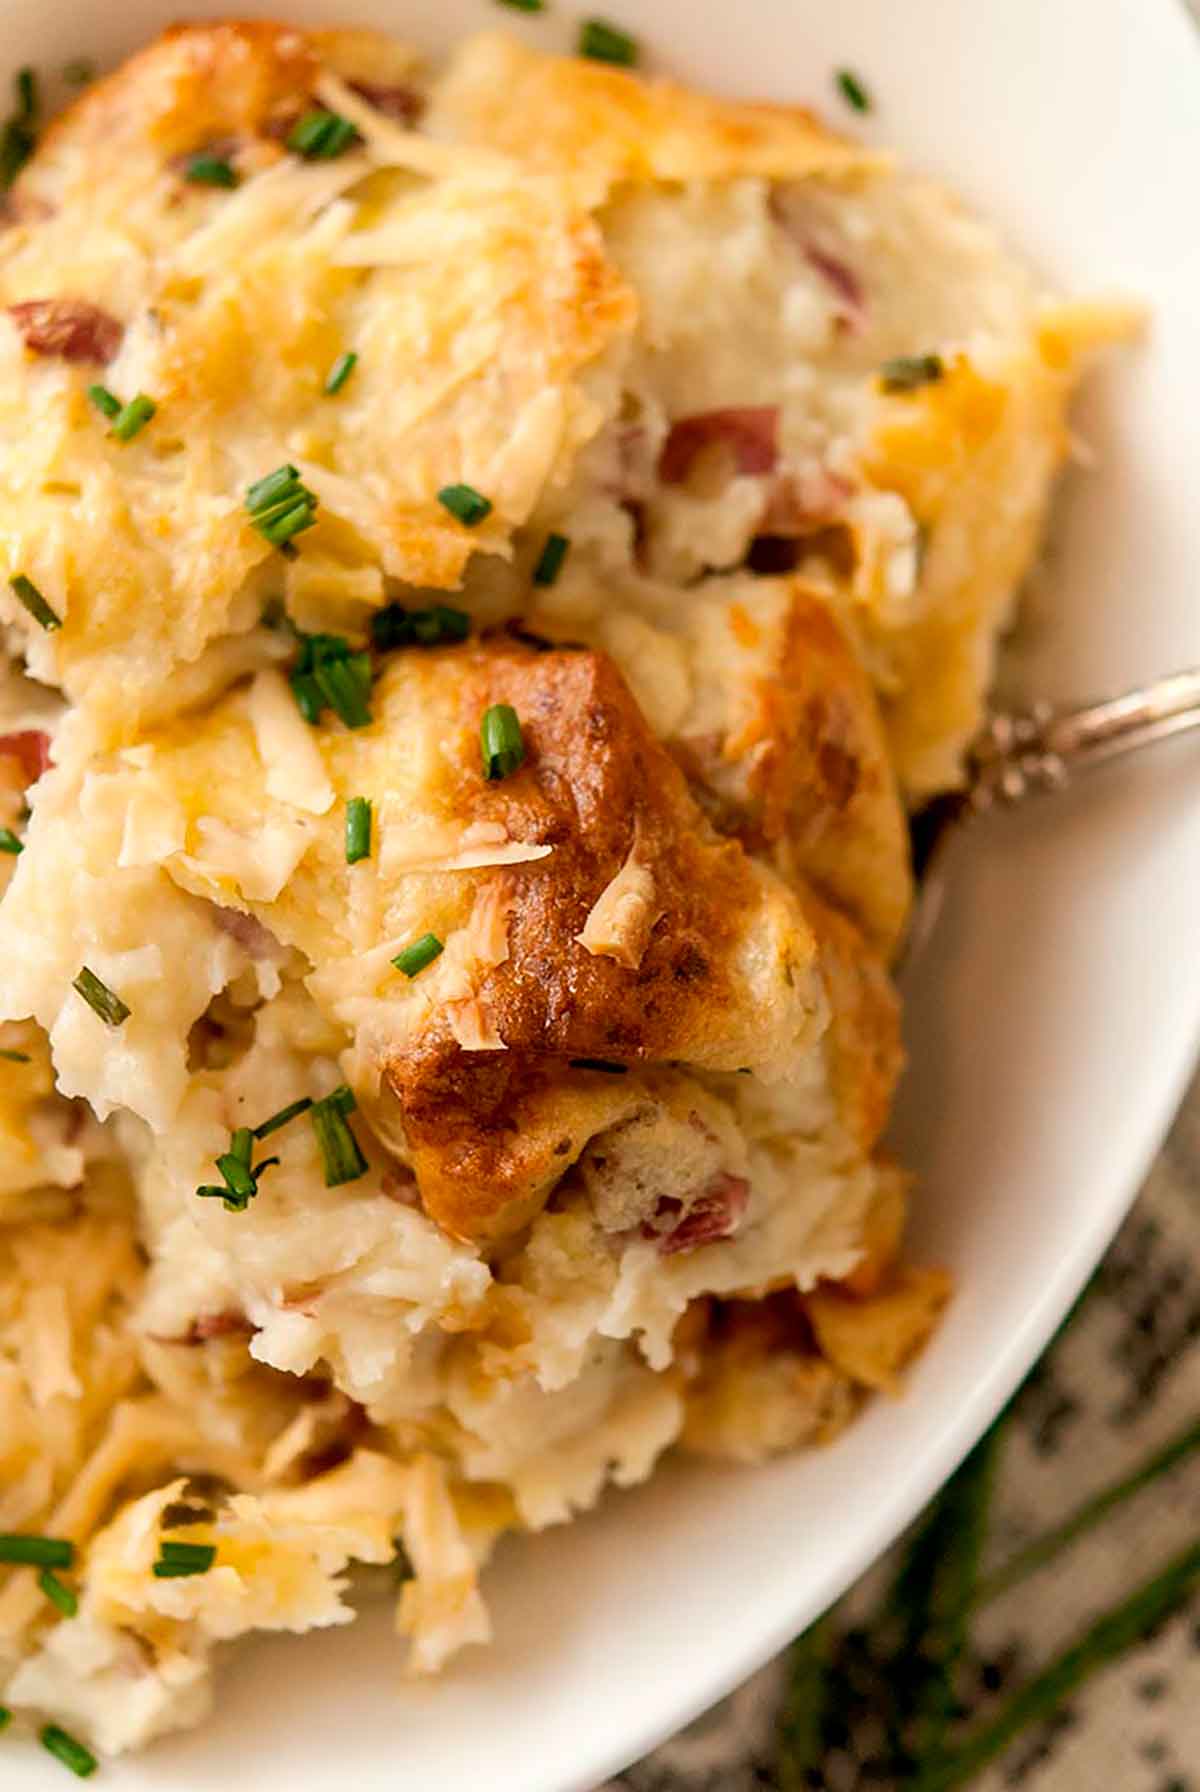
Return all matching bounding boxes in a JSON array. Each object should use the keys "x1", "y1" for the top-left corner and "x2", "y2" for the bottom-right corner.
[
  {"x1": 23, "y1": 21, "x2": 319, "y2": 182},
  {"x1": 384, "y1": 643, "x2": 823, "y2": 1241},
  {"x1": 723, "y1": 581, "x2": 912, "y2": 957},
  {"x1": 804, "y1": 1265, "x2": 953, "y2": 1393},
  {"x1": 428, "y1": 32, "x2": 882, "y2": 200},
  {"x1": 802, "y1": 887, "x2": 904, "y2": 1153}
]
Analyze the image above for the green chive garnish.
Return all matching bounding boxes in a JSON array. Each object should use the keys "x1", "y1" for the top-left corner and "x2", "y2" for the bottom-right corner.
[
  {"x1": 437, "y1": 483, "x2": 492, "y2": 527},
  {"x1": 10, "y1": 574, "x2": 61, "y2": 631},
  {"x1": 880, "y1": 353, "x2": 944, "y2": 393},
  {"x1": 0, "y1": 1533, "x2": 74, "y2": 1568},
  {"x1": 532, "y1": 532, "x2": 570, "y2": 587},
  {"x1": 287, "y1": 109, "x2": 359, "y2": 159},
  {"x1": 87, "y1": 383, "x2": 121, "y2": 420},
  {"x1": 252, "y1": 1095, "x2": 313, "y2": 1140},
  {"x1": 0, "y1": 828, "x2": 22, "y2": 854},
  {"x1": 371, "y1": 603, "x2": 471, "y2": 650},
  {"x1": 345, "y1": 796, "x2": 372, "y2": 864},
  {"x1": 111, "y1": 394, "x2": 156, "y2": 441},
  {"x1": 497, "y1": 0, "x2": 545, "y2": 9},
  {"x1": 579, "y1": 18, "x2": 638, "y2": 64},
  {"x1": 569, "y1": 1057, "x2": 628, "y2": 1074},
  {"x1": 185, "y1": 153, "x2": 238, "y2": 188},
  {"x1": 246, "y1": 465, "x2": 319, "y2": 553},
  {"x1": 246, "y1": 465, "x2": 302, "y2": 512},
  {"x1": 153, "y1": 1540, "x2": 216, "y2": 1578},
  {"x1": 0, "y1": 70, "x2": 37, "y2": 192},
  {"x1": 325, "y1": 350, "x2": 357, "y2": 396},
  {"x1": 197, "y1": 1124, "x2": 280, "y2": 1211},
  {"x1": 835, "y1": 68, "x2": 871, "y2": 113},
  {"x1": 38, "y1": 1568, "x2": 77, "y2": 1617},
  {"x1": 287, "y1": 631, "x2": 373, "y2": 729},
  {"x1": 62, "y1": 60, "x2": 95, "y2": 87},
  {"x1": 0, "y1": 1048, "x2": 31, "y2": 1062},
  {"x1": 391, "y1": 933, "x2": 443, "y2": 979},
  {"x1": 72, "y1": 966, "x2": 129, "y2": 1028},
  {"x1": 216, "y1": 1146, "x2": 256, "y2": 1203},
  {"x1": 40, "y1": 1724, "x2": 97, "y2": 1779},
  {"x1": 480, "y1": 703, "x2": 524, "y2": 780},
  {"x1": 0, "y1": 1706, "x2": 10, "y2": 1731},
  {"x1": 309, "y1": 1084, "x2": 368, "y2": 1187}
]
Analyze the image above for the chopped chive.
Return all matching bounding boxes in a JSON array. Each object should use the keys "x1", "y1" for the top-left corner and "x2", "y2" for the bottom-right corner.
[
  {"x1": 287, "y1": 109, "x2": 359, "y2": 159},
  {"x1": 412, "y1": 605, "x2": 471, "y2": 645},
  {"x1": 345, "y1": 795, "x2": 372, "y2": 864},
  {"x1": 62, "y1": 60, "x2": 95, "y2": 87},
  {"x1": 252, "y1": 1095, "x2": 313, "y2": 1140},
  {"x1": 0, "y1": 828, "x2": 22, "y2": 854},
  {"x1": 214, "y1": 1151, "x2": 256, "y2": 1201},
  {"x1": 0, "y1": 119, "x2": 34, "y2": 189},
  {"x1": 153, "y1": 1540, "x2": 216, "y2": 1578},
  {"x1": 325, "y1": 350, "x2": 358, "y2": 396},
  {"x1": 0, "y1": 1048, "x2": 31, "y2": 1062},
  {"x1": 391, "y1": 932, "x2": 443, "y2": 978},
  {"x1": 579, "y1": 18, "x2": 639, "y2": 64},
  {"x1": 111, "y1": 393, "x2": 156, "y2": 441},
  {"x1": 312, "y1": 651, "x2": 372, "y2": 729},
  {"x1": 880, "y1": 353, "x2": 944, "y2": 393},
  {"x1": 532, "y1": 532, "x2": 570, "y2": 587},
  {"x1": 86, "y1": 383, "x2": 121, "y2": 420},
  {"x1": 0, "y1": 1705, "x2": 9, "y2": 1731},
  {"x1": 309, "y1": 1085, "x2": 368, "y2": 1187},
  {"x1": 40, "y1": 1724, "x2": 97, "y2": 1778},
  {"x1": 38, "y1": 1568, "x2": 77, "y2": 1617},
  {"x1": 71, "y1": 966, "x2": 129, "y2": 1028},
  {"x1": 290, "y1": 670, "x2": 323, "y2": 724},
  {"x1": 229, "y1": 1126, "x2": 253, "y2": 1166},
  {"x1": 0, "y1": 1533, "x2": 74, "y2": 1568},
  {"x1": 0, "y1": 75, "x2": 36, "y2": 192},
  {"x1": 480, "y1": 703, "x2": 525, "y2": 780},
  {"x1": 497, "y1": 0, "x2": 545, "y2": 8},
  {"x1": 10, "y1": 573, "x2": 61, "y2": 631},
  {"x1": 835, "y1": 67, "x2": 871, "y2": 113},
  {"x1": 247, "y1": 464, "x2": 302, "y2": 512},
  {"x1": 246, "y1": 465, "x2": 319, "y2": 552},
  {"x1": 371, "y1": 603, "x2": 471, "y2": 650},
  {"x1": 185, "y1": 153, "x2": 238, "y2": 188},
  {"x1": 437, "y1": 483, "x2": 492, "y2": 527},
  {"x1": 569, "y1": 1057, "x2": 628, "y2": 1074}
]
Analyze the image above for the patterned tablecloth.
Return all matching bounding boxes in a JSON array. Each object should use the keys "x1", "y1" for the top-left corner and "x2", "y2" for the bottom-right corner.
[{"x1": 604, "y1": 1061, "x2": 1200, "y2": 1791}]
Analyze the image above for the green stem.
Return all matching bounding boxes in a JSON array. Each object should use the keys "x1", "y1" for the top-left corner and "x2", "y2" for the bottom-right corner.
[
  {"x1": 912, "y1": 1537, "x2": 1200, "y2": 1791},
  {"x1": 975, "y1": 1413, "x2": 1200, "y2": 1608},
  {"x1": 773, "y1": 1612, "x2": 835, "y2": 1792},
  {"x1": 881, "y1": 1416, "x2": 1008, "y2": 1771}
]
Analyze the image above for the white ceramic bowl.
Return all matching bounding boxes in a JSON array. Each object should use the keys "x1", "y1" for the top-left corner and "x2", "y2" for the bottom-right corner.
[{"x1": 6, "y1": 0, "x2": 1200, "y2": 1785}]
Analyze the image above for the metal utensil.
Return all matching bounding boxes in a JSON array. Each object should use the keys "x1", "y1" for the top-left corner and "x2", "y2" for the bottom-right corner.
[{"x1": 903, "y1": 667, "x2": 1200, "y2": 967}]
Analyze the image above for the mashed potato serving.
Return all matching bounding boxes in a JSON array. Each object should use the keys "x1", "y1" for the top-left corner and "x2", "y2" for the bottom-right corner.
[{"x1": 0, "y1": 18, "x2": 1132, "y2": 1762}]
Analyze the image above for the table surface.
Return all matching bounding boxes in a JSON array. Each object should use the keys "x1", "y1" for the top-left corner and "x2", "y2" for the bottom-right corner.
[{"x1": 604, "y1": 1061, "x2": 1200, "y2": 1792}]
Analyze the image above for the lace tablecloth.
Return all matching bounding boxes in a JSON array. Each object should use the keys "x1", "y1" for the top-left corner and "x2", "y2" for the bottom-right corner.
[{"x1": 604, "y1": 1061, "x2": 1200, "y2": 1791}]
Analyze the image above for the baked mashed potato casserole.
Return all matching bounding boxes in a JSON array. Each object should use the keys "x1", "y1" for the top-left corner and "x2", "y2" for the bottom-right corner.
[{"x1": 0, "y1": 18, "x2": 1134, "y2": 1763}]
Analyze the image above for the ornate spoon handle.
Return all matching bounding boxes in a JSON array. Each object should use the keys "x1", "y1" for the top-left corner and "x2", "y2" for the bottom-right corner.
[
  {"x1": 966, "y1": 667, "x2": 1200, "y2": 810},
  {"x1": 901, "y1": 667, "x2": 1200, "y2": 968}
]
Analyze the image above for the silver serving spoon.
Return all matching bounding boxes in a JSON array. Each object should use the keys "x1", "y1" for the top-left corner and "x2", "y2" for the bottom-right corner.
[{"x1": 903, "y1": 666, "x2": 1200, "y2": 967}]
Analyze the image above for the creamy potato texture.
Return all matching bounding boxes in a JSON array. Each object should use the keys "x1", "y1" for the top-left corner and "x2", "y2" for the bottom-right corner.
[{"x1": 0, "y1": 20, "x2": 1130, "y2": 1756}]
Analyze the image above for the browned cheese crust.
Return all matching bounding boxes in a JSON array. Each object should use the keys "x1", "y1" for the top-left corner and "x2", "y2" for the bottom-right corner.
[{"x1": 384, "y1": 643, "x2": 822, "y2": 1241}]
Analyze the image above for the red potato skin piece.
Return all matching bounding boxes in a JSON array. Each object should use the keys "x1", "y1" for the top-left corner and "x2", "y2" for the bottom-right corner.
[{"x1": 7, "y1": 299, "x2": 123, "y2": 363}]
